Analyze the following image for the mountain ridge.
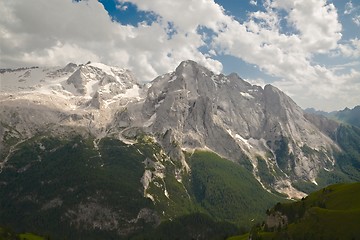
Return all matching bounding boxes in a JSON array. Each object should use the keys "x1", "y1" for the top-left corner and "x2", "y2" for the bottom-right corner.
[
  {"x1": 305, "y1": 105, "x2": 360, "y2": 128},
  {"x1": 1, "y1": 60, "x2": 360, "y2": 239},
  {"x1": 0, "y1": 60, "x2": 352, "y2": 198}
]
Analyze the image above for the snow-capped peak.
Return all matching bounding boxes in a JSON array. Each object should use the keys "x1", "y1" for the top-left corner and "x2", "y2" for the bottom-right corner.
[
  {"x1": 87, "y1": 62, "x2": 118, "y2": 76},
  {"x1": 0, "y1": 62, "x2": 141, "y2": 110}
]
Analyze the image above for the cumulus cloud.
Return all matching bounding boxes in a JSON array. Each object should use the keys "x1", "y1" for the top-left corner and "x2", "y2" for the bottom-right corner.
[
  {"x1": 339, "y1": 38, "x2": 360, "y2": 58},
  {"x1": 211, "y1": 0, "x2": 358, "y2": 110},
  {"x1": 0, "y1": 0, "x2": 222, "y2": 81},
  {"x1": 214, "y1": 0, "x2": 342, "y2": 80},
  {"x1": 272, "y1": 0, "x2": 342, "y2": 52},
  {"x1": 0, "y1": 0, "x2": 359, "y2": 110},
  {"x1": 117, "y1": 0, "x2": 228, "y2": 33}
]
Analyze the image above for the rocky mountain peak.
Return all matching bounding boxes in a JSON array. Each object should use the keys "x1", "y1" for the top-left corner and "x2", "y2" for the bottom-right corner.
[
  {"x1": 0, "y1": 60, "x2": 344, "y2": 198},
  {"x1": 135, "y1": 61, "x2": 341, "y2": 197},
  {"x1": 65, "y1": 62, "x2": 138, "y2": 98}
]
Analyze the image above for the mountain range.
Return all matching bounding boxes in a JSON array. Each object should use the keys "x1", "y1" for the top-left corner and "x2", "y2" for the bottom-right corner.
[
  {"x1": 305, "y1": 106, "x2": 360, "y2": 128},
  {"x1": 0, "y1": 60, "x2": 359, "y2": 239}
]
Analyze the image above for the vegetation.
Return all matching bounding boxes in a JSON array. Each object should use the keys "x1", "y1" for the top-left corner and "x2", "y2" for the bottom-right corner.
[
  {"x1": 1, "y1": 134, "x2": 286, "y2": 239},
  {"x1": 256, "y1": 156, "x2": 276, "y2": 188},
  {"x1": 334, "y1": 125, "x2": 360, "y2": 179},
  {"x1": 229, "y1": 183, "x2": 360, "y2": 240},
  {"x1": 273, "y1": 137, "x2": 293, "y2": 172},
  {"x1": 132, "y1": 213, "x2": 240, "y2": 240},
  {"x1": 0, "y1": 135, "x2": 153, "y2": 239},
  {"x1": 291, "y1": 180, "x2": 318, "y2": 194},
  {"x1": 293, "y1": 124, "x2": 360, "y2": 194},
  {"x1": 335, "y1": 106, "x2": 360, "y2": 128},
  {"x1": 187, "y1": 150, "x2": 284, "y2": 229},
  {"x1": 0, "y1": 227, "x2": 46, "y2": 240},
  {"x1": 4, "y1": 126, "x2": 360, "y2": 239},
  {"x1": 18, "y1": 233, "x2": 46, "y2": 240}
]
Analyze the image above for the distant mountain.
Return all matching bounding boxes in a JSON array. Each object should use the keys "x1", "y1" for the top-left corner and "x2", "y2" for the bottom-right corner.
[
  {"x1": 305, "y1": 106, "x2": 360, "y2": 128},
  {"x1": 1, "y1": 61, "x2": 360, "y2": 239},
  {"x1": 230, "y1": 182, "x2": 360, "y2": 240},
  {"x1": 334, "y1": 106, "x2": 360, "y2": 128}
]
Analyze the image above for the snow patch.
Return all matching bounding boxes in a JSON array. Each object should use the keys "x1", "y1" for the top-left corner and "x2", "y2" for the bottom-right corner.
[
  {"x1": 240, "y1": 92, "x2": 254, "y2": 99},
  {"x1": 235, "y1": 134, "x2": 253, "y2": 149},
  {"x1": 145, "y1": 193, "x2": 155, "y2": 202},
  {"x1": 227, "y1": 129, "x2": 253, "y2": 149},
  {"x1": 85, "y1": 79, "x2": 99, "y2": 98},
  {"x1": 164, "y1": 189, "x2": 169, "y2": 198},
  {"x1": 123, "y1": 85, "x2": 140, "y2": 98},
  {"x1": 311, "y1": 179, "x2": 318, "y2": 186},
  {"x1": 88, "y1": 62, "x2": 114, "y2": 76}
]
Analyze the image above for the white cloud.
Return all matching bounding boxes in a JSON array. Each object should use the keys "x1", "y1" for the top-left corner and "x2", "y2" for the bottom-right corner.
[
  {"x1": 245, "y1": 77, "x2": 266, "y2": 88},
  {"x1": 116, "y1": 4, "x2": 128, "y2": 11},
  {"x1": 0, "y1": 0, "x2": 359, "y2": 110},
  {"x1": 272, "y1": 0, "x2": 342, "y2": 53},
  {"x1": 345, "y1": 1, "x2": 355, "y2": 15},
  {"x1": 210, "y1": 0, "x2": 360, "y2": 110},
  {"x1": 214, "y1": 0, "x2": 342, "y2": 80},
  {"x1": 344, "y1": 1, "x2": 360, "y2": 26},
  {"x1": 0, "y1": 0, "x2": 222, "y2": 81},
  {"x1": 250, "y1": 0, "x2": 258, "y2": 6},
  {"x1": 117, "y1": 0, "x2": 228, "y2": 34},
  {"x1": 116, "y1": 0, "x2": 358, "y2": 110},
  {"x1": 339, "y1": 38, "x2": 360, "y2": 58},
  {"x1": 353, "y1": 15, "x2": 360, "y2": 26}
]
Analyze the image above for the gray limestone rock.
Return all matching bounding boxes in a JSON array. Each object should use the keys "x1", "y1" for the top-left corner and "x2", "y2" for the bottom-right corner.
[{"x1": 0, "y1": 60, "x2": 344, "y2": 198}]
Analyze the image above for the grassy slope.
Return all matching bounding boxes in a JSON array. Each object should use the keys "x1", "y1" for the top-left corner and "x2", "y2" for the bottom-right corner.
[
  {"x1": 230, "y1": 182, "x2": 360, "y2": 240},
  {"x1": 187, "y1": 150, "x2": 284, "y2": 229},
  {"x1": 0, "y1": 227, "x2": 45, "y2": 240},
  {"x1": 132, "y1": 213, "x2": 240, "y2": 240}
]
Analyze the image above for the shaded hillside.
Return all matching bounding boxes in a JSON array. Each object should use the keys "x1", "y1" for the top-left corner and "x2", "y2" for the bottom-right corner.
[{"x1": 0, "y1": 134, "x2": 283, "y2": 239}]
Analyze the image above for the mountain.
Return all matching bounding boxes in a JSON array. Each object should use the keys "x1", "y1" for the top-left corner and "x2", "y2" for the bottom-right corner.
[
  {"x1": 1, "y1": 60, "x2": 360, "y2": 239},
  {"x1": 138, "y1": 61, "x2": 341, "y2": 197},
  {"x1": 305, "y1": 106, "x2": 360, "y2": 128},
  {"x1": 230, "y1": 182, "x2": 360, "y2": 240},
  {"x1": 333, "y1": 106, "x2": 360, "y2": 128}
]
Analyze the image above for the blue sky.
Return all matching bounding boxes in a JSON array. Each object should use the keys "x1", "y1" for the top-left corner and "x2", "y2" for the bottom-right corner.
[{"x1": 0, "y1": 0, "x2": 359, "y2": 111}]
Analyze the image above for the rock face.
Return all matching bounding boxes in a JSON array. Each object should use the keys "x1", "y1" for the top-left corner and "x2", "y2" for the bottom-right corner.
[
  {"x1": 0, "y1": 60, "x2": 343, "y2": 198},
  {"x1": 135, "y1": 61, "x2": 339, "y2": 196}
]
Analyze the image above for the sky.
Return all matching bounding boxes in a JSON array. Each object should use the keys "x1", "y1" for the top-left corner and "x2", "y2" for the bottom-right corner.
[{"x1": 0, "y1": 0, "x2": 359, "y2": 111}]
